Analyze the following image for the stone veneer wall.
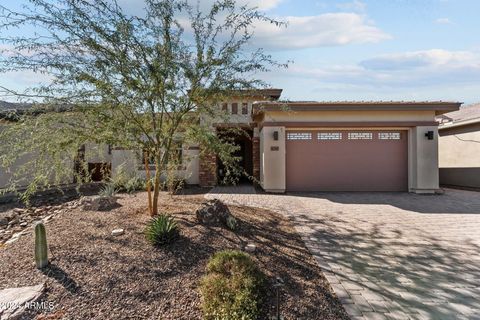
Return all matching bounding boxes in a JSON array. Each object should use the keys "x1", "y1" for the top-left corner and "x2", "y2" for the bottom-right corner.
[
  {"x1": 252, "y1": 137, "x2": 260, "y2": 181},
  {"x1": 199, "y1": 150, "x2": 217, "y2": 187}
]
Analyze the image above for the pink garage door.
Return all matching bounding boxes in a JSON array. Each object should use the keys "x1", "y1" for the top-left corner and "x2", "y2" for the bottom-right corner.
[{"x1": 286, "y1": 130, "x2": 408, "y2": 192}]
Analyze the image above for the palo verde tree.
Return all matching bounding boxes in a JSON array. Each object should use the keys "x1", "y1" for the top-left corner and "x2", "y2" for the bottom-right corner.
[{"x1": 0, "y1": 0, "x2": 285, "y2": 213}]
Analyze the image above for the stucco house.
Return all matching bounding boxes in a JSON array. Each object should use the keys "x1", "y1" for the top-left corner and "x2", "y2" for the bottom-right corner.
[
  {"x1": 437, "y1": 103, "x2": 480, "y2": 188},
  {"x1": 0, "y1": 91, "x2": 462, "y2": 194},
  {"x1": 194, "y1": 90, "x2": 460, "y2": 194}
]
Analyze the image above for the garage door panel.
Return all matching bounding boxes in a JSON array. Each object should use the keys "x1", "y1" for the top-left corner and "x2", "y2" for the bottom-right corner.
[{"x1": 286, "y1": 130, "x2": 408, "y2": 192}]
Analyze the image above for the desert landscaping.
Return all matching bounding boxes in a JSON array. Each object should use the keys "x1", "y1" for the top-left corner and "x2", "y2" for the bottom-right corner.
[{"x1": 0, "y1": 188, "x2": 349, "y2": 319}]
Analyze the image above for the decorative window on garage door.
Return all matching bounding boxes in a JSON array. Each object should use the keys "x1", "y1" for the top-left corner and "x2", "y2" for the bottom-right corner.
[
  {"x1": 348, "y1": 132, "x2": 373, "y2": 140},
  {"x1": 317, "y1": 132, "x2": 342, "y2": 140},
  {"x1": 287, "y1": 132, "x2": 312, "y2": 140},
  {"x1": 378, "y1": 132, "x2": 401, "y2": 140}
]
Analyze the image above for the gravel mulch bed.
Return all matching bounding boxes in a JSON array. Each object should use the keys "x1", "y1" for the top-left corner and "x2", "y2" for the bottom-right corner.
[{"x1": 0, "y1": 189, "x2": 348, "y2": 320}]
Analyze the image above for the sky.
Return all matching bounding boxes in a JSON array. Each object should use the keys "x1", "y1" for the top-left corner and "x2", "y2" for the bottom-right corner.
[{"x1": 1, "y1": 0, "x2": 480, "y2": 104}]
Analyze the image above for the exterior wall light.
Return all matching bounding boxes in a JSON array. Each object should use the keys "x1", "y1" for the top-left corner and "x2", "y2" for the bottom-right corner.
[{"x1": 425, "y1": 131, "x2": 434, "y2": 140}]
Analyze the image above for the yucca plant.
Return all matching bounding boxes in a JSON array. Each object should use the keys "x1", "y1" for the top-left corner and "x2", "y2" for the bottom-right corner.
[{"x1": 145, "y1": 214, "x2": 179, "y2": 246}]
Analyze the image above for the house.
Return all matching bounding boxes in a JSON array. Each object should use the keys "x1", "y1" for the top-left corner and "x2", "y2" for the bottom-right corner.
[
  {"x1": 191, "y1": 91, "x2": 460, "y2": 194},
  {"x1": 437, "y1": 103, "x2": 480, "y2": 188},
  {"x1": 0, "y1": 92, "x2": 462, "y2": 194}
]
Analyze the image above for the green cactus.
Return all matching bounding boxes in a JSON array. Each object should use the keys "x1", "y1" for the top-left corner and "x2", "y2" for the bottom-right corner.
[{"x1": 34, "y1": 222, "x2": 48, "y2": 269}]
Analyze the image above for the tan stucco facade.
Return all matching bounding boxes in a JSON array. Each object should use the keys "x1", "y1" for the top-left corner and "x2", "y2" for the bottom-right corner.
[
  {"x1": 111, "y1": 147, "x2": 200, "y2": 185},
  {"x1": 0, "y1": 93, "x2": 460, "y2": 194},
  {"x1": 262, "y1": 110, "x2": 436, "y2": 123}
]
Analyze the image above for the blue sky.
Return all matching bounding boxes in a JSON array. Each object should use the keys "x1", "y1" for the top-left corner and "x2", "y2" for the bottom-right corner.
[{"x1": 1, "y1": 0, "x2": 480, "y2": 104}]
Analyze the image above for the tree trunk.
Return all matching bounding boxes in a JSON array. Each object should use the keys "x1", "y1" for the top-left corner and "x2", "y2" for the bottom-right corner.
[
  {"x1": 152, "y1": 156, "x2": 162, "y2": 216},
  {"x1": 144, "y1": 151, "x2": 153, "y2": 216}
]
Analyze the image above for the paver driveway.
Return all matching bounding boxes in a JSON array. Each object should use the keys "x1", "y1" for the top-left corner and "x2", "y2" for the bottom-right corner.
[{"x1": 206, "y1": 186, "x2": 480, "y2": 320}]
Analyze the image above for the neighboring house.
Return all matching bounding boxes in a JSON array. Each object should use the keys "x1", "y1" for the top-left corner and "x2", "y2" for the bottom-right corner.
[
  {"x1": 0, "y1": 91, "x2": 461, "y2": 194},
  {"x1": 437, "y1": 103, "x2": 480, "y2": 188}
]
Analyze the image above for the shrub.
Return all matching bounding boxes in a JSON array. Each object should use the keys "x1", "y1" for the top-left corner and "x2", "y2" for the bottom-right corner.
[
  {"x1": 145, "y1": 214, "x2": 179, "y2": 246},
  {"x1": 99, "y1": 183, "x2": 117, "y2": 197},
  {"x1": 200, "y1": 250, "x2": 265, "y2": 320},
  {"x1": 225, "y1": 215, "x2": 237, "y2": 231},
  {"x1": 123, "y1": 176, "x2": 146, "y2": 193},
  {"x1": 111, "y1": 165, "x2": 146, "y2": 194}
]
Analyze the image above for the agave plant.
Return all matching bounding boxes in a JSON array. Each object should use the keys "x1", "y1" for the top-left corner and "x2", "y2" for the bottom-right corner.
[{"x1": 145, "y1": 214, "x2": 179, "y2": 246}]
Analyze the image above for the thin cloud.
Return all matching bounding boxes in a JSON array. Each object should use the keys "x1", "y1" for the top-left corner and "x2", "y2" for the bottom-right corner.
[
  {"x1": 252, "y1": 13, "x2": 390, "y2": 50},
  {"x1": 270, "y1": 49, "x2": 480, "y2": 90},
  {"x1": 360, "y1": 49, "x2": 476, "y2": 71},
  {"x1": 436, "y1": 18, "x2": 452, "y2": 25},
  {"x1": 336, "y1": 0, "x2": 366, "y2": 13}
]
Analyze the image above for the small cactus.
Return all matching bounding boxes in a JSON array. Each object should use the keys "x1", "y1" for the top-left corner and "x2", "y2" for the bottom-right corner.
[{"x1": 35, "y1": 222, "x2": 48, "y2": 269}]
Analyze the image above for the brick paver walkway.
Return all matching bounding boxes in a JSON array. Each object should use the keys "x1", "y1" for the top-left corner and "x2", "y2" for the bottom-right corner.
[{"x1": 206, "y1": 186, "x2": 480, "y2": 320}]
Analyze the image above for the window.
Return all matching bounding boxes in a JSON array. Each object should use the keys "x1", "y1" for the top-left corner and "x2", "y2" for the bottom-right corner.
[
  {"x1": 221, "y1": 103, "x2": 228, "y2": 112},
  {"x1": 242, "y1": 102, "x2": 248, "y2": 115},
  {"x1": 231, "y1": 102, "x2": 238, "y2": 114},
  {"x1": 348, "y1": 132, "x2": 372, "y2": 140},
  {"x1": 318, "y1": 132, "x2": 342, "y2": 140},
  {"x1": 287, "y1": 132, "x2": 312, "y2": 140},
  {"x1": 378, "y1": 132, "x2": 401, "y2": 140}
]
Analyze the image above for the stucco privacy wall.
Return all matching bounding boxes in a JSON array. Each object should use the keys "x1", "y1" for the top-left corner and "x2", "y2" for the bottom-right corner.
[
  {"x1": 0, "y1": 152, "x2": 74, "y2": 190},
  {"x1": 438, "y1": 123, "x2": 480, "y2": 188},
  {"x1": 439, "y1": 123, "x2": 480, "y2": 168},
  {"x1": 84, "y1": 143, "x2": 112, "y2": 164},
  {"x1": 111, "y1": 148, "x2": 200, "y2": 185},
  {"x1": 258, "y1": 110, "x2": 441, "y2": 193}
]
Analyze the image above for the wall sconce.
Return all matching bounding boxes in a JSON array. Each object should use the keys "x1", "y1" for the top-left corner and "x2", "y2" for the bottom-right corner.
[
  {"x1": 425, "y1": 131, "x2": 434, "y2": 140},
  {"x1": 273, "y1": 131, "x2": 279, "y2": 141}
]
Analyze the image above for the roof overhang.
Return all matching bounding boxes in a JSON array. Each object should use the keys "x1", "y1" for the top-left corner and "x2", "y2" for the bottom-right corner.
[
  {"x1": 438, "y1": 116, "x2": 480, "y2": 130},
  {"x1": 253, "y1": 101, "x2": 462, "y2": 115}
]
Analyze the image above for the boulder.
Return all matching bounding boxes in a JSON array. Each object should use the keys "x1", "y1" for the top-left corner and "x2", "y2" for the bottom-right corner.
[
  {"x1": 0, "y1": 283, "x2": 45, "y2": 319},
  {"x1": 195, "y1": 199, "x2": 233, "y2": 227},
  {"x1": 0, "y1": 216, "x2": 8, "y2": 227},
  {"x1": 80, "y1": 196, "x2": 117, "y2": 211}
]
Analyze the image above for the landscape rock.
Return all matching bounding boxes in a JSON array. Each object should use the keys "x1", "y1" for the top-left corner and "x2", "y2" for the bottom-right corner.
[
  {"x1": 245, "y1": 243, "x2": 256, "y2": 253},
  {"x1": 80, "y1": 196, "x2": 117, "y2": 211},
  {"x1": 111, "y1": 229, "x2": 124, "y2": 236},
  {"x1": 195, "y1": 199, "x2": 233, "y2": 227},
  {"x1": 0, "y1": 283, "x2": 45, "y2": 320}
]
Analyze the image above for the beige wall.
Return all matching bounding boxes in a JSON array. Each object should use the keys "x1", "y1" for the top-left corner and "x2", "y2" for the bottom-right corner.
[
  {"x1": 111, "y1": 147, "x2": 200, "y2": 185},
  {"x1": 258, "y1": 110, "x2": 441, "y2": 193},
  {"x1": 263, "y1": 110, "x2": 436, "y2": 122},
  {"x1": 409, "y1": 126, "x2": 439, "y2": 192},
  {"x1": 438, "y1": 122, "x2": 480, "y2": 188},
  {"x1": 438, "y1": 123, "x2": 480, "y2": 168},
  {"x1": 85, "y1": 143, "x2": 112, "y2": 164},
  {"x1": 202, "y1": 97, "x2": 261, "y2": 127},
  {"x1": 0, "y1": 152, "x2": 38, "y2": 189},
  {"x1": 259, "y1": 126, "x2": 285, "y2": 192}
]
